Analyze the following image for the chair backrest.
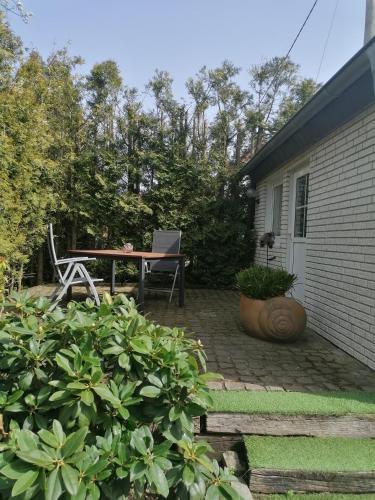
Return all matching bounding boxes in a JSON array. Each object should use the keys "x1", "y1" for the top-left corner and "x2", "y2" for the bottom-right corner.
[
  {"x1": 47, "y1": 224, "x2": 63, "y2": 282},
  {"x1": 150, "y1": 230, "x2": 181, "y2": 272}
]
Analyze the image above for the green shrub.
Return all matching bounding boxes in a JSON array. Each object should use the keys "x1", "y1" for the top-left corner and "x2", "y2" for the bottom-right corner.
[
  {"x1": 236, "y1": 265, "x2": 296, "y2": 300},
  {"x1": 0, "y1": 291, "x2": 243, "y2": 499}
]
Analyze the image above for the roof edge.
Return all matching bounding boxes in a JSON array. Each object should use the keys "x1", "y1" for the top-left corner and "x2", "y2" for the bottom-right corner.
[{"x1": 239, "y1": 37, "x2": 375, "y2": 179}]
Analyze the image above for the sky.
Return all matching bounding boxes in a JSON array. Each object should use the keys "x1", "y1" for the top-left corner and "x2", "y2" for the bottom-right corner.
[{"x1": 7, "y1": 0, "x2": 366, "y2": 107}]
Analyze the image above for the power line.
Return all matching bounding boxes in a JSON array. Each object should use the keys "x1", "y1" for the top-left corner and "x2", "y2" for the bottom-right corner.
[
  {"x1": 285, "y1": 0, "x2": 319, "y2": 60},
  {"x1": 259, "y1": 0, "x2": 319, "y2": 104},
  {"x1": 315, "y1": 0, "x2": 340, "y2": 83}
]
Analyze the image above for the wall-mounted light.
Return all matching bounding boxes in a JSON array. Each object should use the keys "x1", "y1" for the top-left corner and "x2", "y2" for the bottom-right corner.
[
  {"x1": 260, "y1": 232, "x2": 276, "y2": 267},
  {"x1": 246, "y1": 187, "x2": 259, "y2": 204}
]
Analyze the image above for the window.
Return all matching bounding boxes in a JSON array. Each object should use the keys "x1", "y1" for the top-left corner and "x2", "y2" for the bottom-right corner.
[
  {"x1": 272, "y1": 184, "x2": 283, "y2": 236},
  {"x1": 294, "y1": 173, "x2": 309, "y2": 237}
]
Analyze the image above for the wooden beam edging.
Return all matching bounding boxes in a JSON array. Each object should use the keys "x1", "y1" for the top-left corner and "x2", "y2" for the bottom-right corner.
[
  {"x1": 196, "y1": 433, "x2": 243, "y2": 460},
  {"x1": 249, "y1": 469, "x2": 375, "y2": 494},
  {"x1": 222, "y1": 450, "x2": 253, "y2": 499},
  {"x1": 193, "y1": 416, "x2": 201, "y2": 434},
  {"x1": 206, "y1": 412, "x2": 375, "y2": 437}
]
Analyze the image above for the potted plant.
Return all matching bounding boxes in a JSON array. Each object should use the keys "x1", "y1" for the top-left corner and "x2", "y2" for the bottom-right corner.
[{"x1": 236, "y1": 265, "x2": 306, "y2": 342}]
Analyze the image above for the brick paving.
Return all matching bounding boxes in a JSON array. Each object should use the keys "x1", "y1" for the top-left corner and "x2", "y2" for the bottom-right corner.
[
  {"x1": 147, "y1": 289, "x2": 375, "y2": 392},
  {"x1": 30, "y1": 285, "x2": 375, "y2": 392}
]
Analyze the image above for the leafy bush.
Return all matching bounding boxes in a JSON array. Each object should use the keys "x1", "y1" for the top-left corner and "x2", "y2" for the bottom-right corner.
[
  {"x1": 0, "y1": 291, "x2": 243, "y2": 499},
  {"x1": 236, "y1": 265, "x2": 296, "y2": 300}
]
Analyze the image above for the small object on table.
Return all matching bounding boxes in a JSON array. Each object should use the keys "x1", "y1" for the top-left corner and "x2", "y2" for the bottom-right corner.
[{"x1": 123, "y1": 243, "x2": 133, "y2": 253}]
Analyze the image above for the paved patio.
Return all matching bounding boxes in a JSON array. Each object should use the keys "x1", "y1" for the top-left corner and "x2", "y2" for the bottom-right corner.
[{"x1": 30, "y1": 285, "x2": 375, "y2": 392}]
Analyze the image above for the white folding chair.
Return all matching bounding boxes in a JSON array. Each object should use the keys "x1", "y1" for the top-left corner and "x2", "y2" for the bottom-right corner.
[
  {"x1": 145, "y1": 230, "x2": 182, "y2": 303},
  {"x1": 47, "y1": 224, "x2": 102, "y2": 309}
]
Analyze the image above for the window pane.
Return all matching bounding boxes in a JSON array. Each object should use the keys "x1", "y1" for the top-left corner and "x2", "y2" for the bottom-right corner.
[
  {"x1": 294, "y1": 173, "x2": 309, "y2": 237},
  {"x1": 295, "y1": 174, "x2": 309, "y2": 208},
  {"x1": 272, "y1": 184, "x2": 283, "y2": 236},
  {"x1": 294, "y1": 207, "x2": 306, "y2": 237}
]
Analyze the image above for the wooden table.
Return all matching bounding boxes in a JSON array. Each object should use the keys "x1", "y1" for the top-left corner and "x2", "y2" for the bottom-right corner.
[{"x1": 68, "y1": 249, "x2": 185, "y2": 313}]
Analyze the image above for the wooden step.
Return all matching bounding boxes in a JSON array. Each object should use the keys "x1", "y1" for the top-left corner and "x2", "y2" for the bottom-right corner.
[
  {"x1": 207, "y1": 391, "x2": 375, "y2": 437},
  {"x1": 245, "y1": 436, "x2": 375, "y2": 494},
  {"x1": 254, "y1": 494, "x2": 375, "y2": 499},
  {"x1": 206, "y1": 412, "x2": 375, "y2": 437},
  {"x1": 250, "y1": 470, "x2": 375, "y2": 495}
]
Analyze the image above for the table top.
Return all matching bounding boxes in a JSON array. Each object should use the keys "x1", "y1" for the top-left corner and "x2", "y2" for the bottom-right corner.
[{"x1": 68, "y1": 249, "x2": 184, "y2": 260}]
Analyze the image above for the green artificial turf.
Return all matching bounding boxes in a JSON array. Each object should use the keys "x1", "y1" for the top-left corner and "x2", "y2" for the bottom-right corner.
[
  {"x1": 210, "y1": 391, "x2": 375, "y2": 416},
  {"x1": 245, "y1": 436, "x2": 375, "y2": 472}
]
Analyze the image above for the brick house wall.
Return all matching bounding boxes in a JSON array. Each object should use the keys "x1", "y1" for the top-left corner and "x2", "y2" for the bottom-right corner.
[{"x1": 254, "y1": 105, "x2": 375, "y2": 370}]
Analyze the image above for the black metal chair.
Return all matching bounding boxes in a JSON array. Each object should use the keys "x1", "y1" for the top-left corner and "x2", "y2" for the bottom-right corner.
[{"x1": 145, "y1": 230, "x2": 182, "y2": 303}]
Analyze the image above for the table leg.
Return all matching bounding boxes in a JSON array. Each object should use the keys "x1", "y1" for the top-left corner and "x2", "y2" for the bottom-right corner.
[
  {"x1": 179, "y1": 256, "x2": 185, "y2": 307},
  {"x1": 138, "y1": 257, "x2": 145, "y2": 314},
  {"x1": 111, "y1": 259, "x2": 116, "y2": 295}
]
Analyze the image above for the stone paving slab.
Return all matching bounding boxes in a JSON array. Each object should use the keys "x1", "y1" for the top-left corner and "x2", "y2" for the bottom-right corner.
[
  {"x1": 29, "y1": 285, "x2": 375, "y2": 392},
  {"x1": 146, "y1": 289, "x2": 375, "y2": 392}
]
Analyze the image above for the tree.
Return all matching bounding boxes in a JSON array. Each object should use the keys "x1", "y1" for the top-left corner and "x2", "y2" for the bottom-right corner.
[
  {"x1": 243, "y1": 57, "x2": 319, "y2": 157},
  {"x1": 0, "y1": 46, "x2": 56, "y2": 288},
  {"x1": 42, "y1": 49, "x2": 86, "y2": 253},
  {"x1": 0, "y1": 11, "x2": 319, "y2": 289},
  {"x1": 245, "y1": 56, "x2": 297, "y2": 154},
  {"x1": 0, "y1": 12, "x2": 22, "y2": 87},
  {"x1": 0, "y1": 0, "x2": 31, "y2": 21},
  {"x1": 274, "y1": 77, "x2": 321, "y2": 129}
]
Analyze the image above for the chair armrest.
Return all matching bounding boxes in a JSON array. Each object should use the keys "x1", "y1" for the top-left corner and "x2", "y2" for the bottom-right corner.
[{"x1": 56, "y1": 257, "x2": 96, "y2": 265}]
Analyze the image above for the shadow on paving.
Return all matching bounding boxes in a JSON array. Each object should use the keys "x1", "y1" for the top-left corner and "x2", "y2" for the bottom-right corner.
[{"x1": 29, "y1": 285, "x2": 375, "y2": 392}]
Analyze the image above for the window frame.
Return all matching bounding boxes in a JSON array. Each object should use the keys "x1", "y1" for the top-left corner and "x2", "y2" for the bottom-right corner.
[{"x1": 265, "y1": 174, "x2": 284, "y2": 244}]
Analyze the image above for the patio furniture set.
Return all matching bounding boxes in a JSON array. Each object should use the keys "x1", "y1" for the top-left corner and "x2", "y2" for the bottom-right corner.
[{"x1": 47, "y1": 224, "x2": 185, "y2": 312}]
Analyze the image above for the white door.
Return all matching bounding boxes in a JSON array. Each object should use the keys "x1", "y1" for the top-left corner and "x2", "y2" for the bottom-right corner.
[{"x1": 288, "y1": 168, "x2": 309, "y2": 304}]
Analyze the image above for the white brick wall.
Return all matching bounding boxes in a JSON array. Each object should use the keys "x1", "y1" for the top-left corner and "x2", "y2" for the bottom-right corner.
[{"x1": 253, "y1": 105, "x2": 375, "y2": 370}]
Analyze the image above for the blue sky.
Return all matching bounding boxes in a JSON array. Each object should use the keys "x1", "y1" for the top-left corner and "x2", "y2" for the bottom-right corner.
[{"x1": 8, "y1": 1, "x2": 365, "y2": 107}]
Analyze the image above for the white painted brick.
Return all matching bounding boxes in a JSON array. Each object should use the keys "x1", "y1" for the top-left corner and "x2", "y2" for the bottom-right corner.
[{"x1": 253, "y1": 104, "x2": 375, "y2": 370}]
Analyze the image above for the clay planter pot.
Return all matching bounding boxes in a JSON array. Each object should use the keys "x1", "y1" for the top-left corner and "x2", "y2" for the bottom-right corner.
[{"x1": 240, "y1": 294, "x2": 306, "y2": 343}]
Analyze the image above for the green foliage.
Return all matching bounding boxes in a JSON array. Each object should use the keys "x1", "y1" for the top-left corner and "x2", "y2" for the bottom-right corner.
[
  {"x1": 0, "y1": 38, "x2": 57, "y2": 288},
  {"x1": 0, "y1": 291, "x2": 246, "y2": 499},
  {"x1": 236, "y1": 265, "x2": 296, "y2": 300},
  {"x1": 274, "y1": 78, "x2": 321, "y2": 130},
  {"x1": 0, "y1": 15, "x2": 318, "y2": 290},
  {"x1": 246, "y1": 57, "x2": 320, "y2": 153}
]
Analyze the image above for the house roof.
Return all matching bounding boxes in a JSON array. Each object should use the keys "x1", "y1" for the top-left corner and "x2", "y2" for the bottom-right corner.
[{"x1": 239, "y1": 37, "x2": 375, "y2": 183}]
